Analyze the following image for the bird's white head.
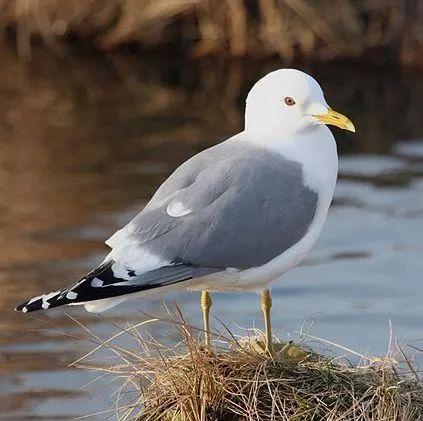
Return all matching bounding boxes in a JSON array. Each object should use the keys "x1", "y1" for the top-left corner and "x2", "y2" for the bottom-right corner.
[{"x1": 245, "y1": 69, "x2": 355, "y2": 136}]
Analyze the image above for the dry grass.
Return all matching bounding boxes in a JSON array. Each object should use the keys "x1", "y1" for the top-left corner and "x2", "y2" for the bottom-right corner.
[
  {"x1": 0, "y1": 0, "x2": 422, "y2": 65},
  {"x1": 74, "y1": 312, "x2": 423, "y2": 421}
]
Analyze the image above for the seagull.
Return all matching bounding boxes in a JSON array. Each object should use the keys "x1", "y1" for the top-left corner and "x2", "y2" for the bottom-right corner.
[{"x1": 16, "y1": 69, "x2": 355, "y2": 354}]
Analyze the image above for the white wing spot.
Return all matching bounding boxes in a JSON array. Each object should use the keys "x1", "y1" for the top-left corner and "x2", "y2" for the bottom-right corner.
[
  {"x1": 166, "y1": 201, "x2": 192, "y2": 218},
  {"x1": 40, "y1": 290, "x2": 60, "y2": 309},
  {"x1": 91, "y1": 278, "x2": 103, "y2": 287},
  {"x1": 22, "y1": 307, "x2": 28, "y2": 313},
  {"x1": 66, "y1": 291, "x2": 78, "y2": 300}
]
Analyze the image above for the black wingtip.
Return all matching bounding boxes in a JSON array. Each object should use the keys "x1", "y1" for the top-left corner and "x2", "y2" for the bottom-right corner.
[
  {"x1": 14, "y1": 263, "x2": 117, "y2": 314},
  {"x1": 15, "y1": 301, "x2": 29, "y2": 313}
]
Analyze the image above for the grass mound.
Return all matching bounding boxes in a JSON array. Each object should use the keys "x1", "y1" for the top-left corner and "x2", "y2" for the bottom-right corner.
[{"x1": 77, "y1": 315, "x2": 423, "y2": 420}]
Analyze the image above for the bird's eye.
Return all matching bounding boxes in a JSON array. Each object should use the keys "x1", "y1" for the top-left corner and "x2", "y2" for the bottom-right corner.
[{"x1": 284, "y1": 97, "x2": 296, "y2": 106}]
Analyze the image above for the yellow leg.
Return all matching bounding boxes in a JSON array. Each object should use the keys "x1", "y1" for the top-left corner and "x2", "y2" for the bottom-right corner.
[
  {"x1": 201, "y1": 291, "x2": 212, "y2": 348},
  {"x1": 261, "y1": 289, "x2": 273, "y2": 356}
]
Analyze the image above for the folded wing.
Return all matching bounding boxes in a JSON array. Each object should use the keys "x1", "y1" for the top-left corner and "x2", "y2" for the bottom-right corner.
[{"x1": 16, "y1": 140, "x2": 318, "y2": 312}]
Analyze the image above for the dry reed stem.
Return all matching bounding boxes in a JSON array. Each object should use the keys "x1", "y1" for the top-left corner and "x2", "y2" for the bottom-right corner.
[
  {"x1": 73, "y1": 312, "x2": 423, "y2": 421},
  {"x1": 0, "y1": 0, "x2": 421, "y2": 65}
]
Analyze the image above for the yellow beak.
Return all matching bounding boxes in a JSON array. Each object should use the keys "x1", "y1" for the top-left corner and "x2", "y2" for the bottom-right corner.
[{"x1": 313, "y1": 109, "x2": 355, "y2": 132}]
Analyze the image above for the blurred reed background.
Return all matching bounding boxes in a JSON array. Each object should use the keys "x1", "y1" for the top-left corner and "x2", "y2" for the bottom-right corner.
[
  {"x1": 0, "y1": 0, "x2": 422, "y2": 66},
  {"x1": 1, "y1": 1, "x2": 423, "y2": 419}
]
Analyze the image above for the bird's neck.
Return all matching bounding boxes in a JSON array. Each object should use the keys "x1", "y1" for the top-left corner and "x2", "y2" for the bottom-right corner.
[{"x1": 242, "y1": 125, "x2": 338, "y2": 194}]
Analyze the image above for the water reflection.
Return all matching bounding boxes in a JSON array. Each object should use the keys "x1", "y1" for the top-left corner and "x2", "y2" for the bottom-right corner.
[{"x1": 0, "y1": 47, "x2": 422, "y2": 418}]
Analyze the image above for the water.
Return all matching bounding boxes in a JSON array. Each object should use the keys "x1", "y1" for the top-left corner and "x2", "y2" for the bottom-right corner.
[{"x1": 0, "y1": 48, "x2": 422, "y2": 419}]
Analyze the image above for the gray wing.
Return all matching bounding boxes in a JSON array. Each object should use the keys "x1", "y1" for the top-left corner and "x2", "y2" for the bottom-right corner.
[
  {"x1": 107, "y1": 140, "x2": 318, "y2": 269},
  {"x1": 15, "y1": 140, "x2": 319, "y2": 313}
]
